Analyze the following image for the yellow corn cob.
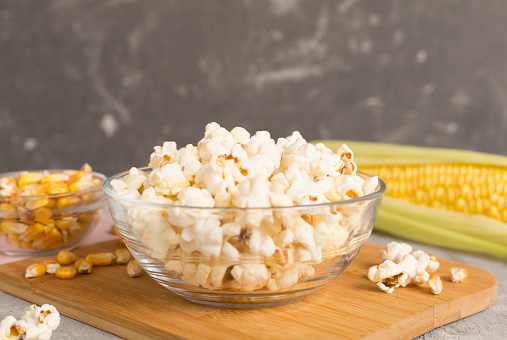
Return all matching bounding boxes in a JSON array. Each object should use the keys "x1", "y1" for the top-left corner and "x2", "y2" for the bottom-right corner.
[{"x1": 315, "y1": 140, "x2": 507, "y2": 258}]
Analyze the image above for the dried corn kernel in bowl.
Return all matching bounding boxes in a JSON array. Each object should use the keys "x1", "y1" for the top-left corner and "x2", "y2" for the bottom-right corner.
[{"x1": 0, "y1": 164, "x2": 107, "y2": 256}]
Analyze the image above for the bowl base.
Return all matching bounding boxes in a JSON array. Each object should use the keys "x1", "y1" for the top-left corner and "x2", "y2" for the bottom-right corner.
[
  {"x1": 179, "y1": 294, "x2": 308, "y2": 308},
  {"x1": 160, "y1": 283, "x2": 326, "y2": 308}
]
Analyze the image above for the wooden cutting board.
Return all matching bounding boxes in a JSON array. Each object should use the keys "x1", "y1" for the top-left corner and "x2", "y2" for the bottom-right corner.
[{"x1": 0, "y1": 240, "x2": 496, "y2": 340}]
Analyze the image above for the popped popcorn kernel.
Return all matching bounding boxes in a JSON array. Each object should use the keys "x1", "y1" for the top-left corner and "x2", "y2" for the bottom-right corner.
[
  {"x1": 450, "y1": 267, "x2": 468, "y2": 283},
  {"x1": 0, "y1": 304, "x2": 61, "y2": 340},
  {"x1": 369, "y1": 242, "x2": 441, "y2": 294}
]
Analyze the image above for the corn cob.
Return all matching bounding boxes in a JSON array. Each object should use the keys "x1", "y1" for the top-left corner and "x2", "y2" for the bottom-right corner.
[{"x1": 314, "y1": 140, "x2": 507, "y2": 258}]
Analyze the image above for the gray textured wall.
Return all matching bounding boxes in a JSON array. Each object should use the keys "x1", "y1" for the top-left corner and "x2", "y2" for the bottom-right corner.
[{"x1": 1, "y1": 0, "x2": 507, "y2": 177}]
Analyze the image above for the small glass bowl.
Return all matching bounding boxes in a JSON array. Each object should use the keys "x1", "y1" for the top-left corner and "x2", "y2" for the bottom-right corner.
[
  {"x1": 104, "y1": 168, "x2": 385, "y2": 308},
  {"x1": 0, "y1": 170, "x2": 107, "y2": 256}
]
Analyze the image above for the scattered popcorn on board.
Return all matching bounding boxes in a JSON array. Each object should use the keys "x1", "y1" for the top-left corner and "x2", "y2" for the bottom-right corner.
[{"x1": 368, "y1": 241, "x2": 468, "y2": 294}]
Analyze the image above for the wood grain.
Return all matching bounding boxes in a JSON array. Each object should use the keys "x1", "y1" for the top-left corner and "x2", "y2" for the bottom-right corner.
[{"x1": 0, "y1": 241, "x2": 496, "y2": 340}]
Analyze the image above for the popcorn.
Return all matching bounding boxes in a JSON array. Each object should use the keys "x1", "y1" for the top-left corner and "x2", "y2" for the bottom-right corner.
[
  {"x1": 0, "y1": 315, "x2": 18, "y2": 340},
  {"x1": 231, "y1": 264, "x2": 270, "y2": 291},
  {"x1": 149, "y1": 164, "x2": 190, "y2": 196},
  {"x1": 380, "y1": 242, "x2": 412, "y2": 263},
  {"x1": 230, "y1": 127, "x2": 250, "y2": 145},
  {"x1": 1, "y1": 304, "x2": 60, "y2": 340},
  {"x1": 24, "y1": 323, "x2": 52, "y2": 340},
  {"x1": 369, "y1": 242, "x2": 441, "y2": 294},
  {"x1": 450, "y1": 267, "x2": 468, "y2": 283},
  {"x1": 111, "y1": 123, "x2": 381, "y2": 292}
]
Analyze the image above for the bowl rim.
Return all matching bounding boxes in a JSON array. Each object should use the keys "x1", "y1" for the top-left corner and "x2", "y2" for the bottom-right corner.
[
  {"x1": 103, "y1": 166, "x2": 386, "y2": 211},
  {"x1": 0, "y1": 169, "x2": 107, "y2": 199}
]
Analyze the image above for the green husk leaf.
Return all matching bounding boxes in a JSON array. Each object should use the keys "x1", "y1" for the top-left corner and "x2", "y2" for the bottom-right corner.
[
  {"x1": 375, "y1": 209, "x2": 507, "y2": 258},
  {"x1": 381, "y1": 196, "x2": 507, "y2": 246},
  {"x1": 313, "y1": 140, "x2": 507, "y2": 167}
]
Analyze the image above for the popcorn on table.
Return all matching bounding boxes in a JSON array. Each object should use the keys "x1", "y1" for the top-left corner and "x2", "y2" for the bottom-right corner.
[
  {"x1": 368, "y1": 242, "x2": 441, "y2": 294},
  {"x1": 0, "y1": 304, "x2": 60, "y2": 340},
  {"x1": 110, "y1": 123, "x2": 380, "y2": 291}
]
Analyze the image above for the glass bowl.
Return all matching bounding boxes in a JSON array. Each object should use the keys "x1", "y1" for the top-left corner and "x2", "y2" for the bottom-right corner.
[
  {"x1": 0, "y1": 170, "x2": 107, "y2": 256},
  {"x1": 104, "y1": 168, "x2": 385, "y2": 308}
]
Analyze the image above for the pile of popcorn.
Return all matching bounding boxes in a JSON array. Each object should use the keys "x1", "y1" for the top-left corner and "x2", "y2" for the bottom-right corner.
[
  {"x1": 368, "y1": 242, "x2": 441, "y2": 294},
  {"x1": 110, "y1": 123, "x2": 379, "y2": 291},
  {"x1": 0, "y1": 304, "x2": 60, "y2": 340}
]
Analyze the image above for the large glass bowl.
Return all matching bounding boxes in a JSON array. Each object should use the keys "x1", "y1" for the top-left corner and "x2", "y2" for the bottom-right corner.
[
  {"x1": 0, "y1": 170, "x2": 107, "y2": 256},
  {"x1": 104, "y1": 168, "x2": 385, "y2": 308}
]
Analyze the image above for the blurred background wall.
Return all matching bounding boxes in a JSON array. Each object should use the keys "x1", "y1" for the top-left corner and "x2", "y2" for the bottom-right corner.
[{"x1": 1, "y1": 0, "x2": 507, "y2": 176}]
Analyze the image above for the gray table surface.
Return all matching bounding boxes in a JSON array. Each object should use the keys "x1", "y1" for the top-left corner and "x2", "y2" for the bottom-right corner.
[{"x1": 1, "y1": 231, "x2": 505, "y2": 340}]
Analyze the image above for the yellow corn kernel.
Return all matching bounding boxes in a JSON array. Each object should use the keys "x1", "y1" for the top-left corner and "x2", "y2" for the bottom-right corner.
[
  {"x1": 127, "y1": 260, "x2": 142, "y2": 277},
  {"x1": 9, "y1": 195, "x2": 25, "y2": 206},
  {"x1": 20, "y1": 240, "x2": 33, "y2": 249},
  {"x1": 44, "y1": 222, "x2": 56, "y2": 234},
  {"x1": 450, "y1": 267, "x2": 468, "y2": 283},
  {"x1": 81, "y1": 163, "x2": 93, "y2": 173},
  {"x1": 33, "y1": 207, "x2": 53, "y2": 224},
  {"x1": 21, "y1": 183, "x2": 51, "y2": 195},
  {"x1": 427, "y1": 273, "x2": 443, "y2": 295},
  {"x1": 1, "y1": 221, "x2": 29, "y2": 234},
  {"x1": 69, "y1": 181, "x2": 94, "y2": 192},
  {"x1": 32, "y1": 228, "x2": 62, "y2": 250},
  {"x1": 55, "y1": 267, "x2": 77, "y2": 279},
  {"x1": 0, "y1": 202, "x2": 16, "y2": 211},
  {"x1": 43, "y1": 260, "x2": 61, "y2": 274},
  {"x1": 57, "y1": 250, "x2": 76, "y2": 265},
  {"x1": 111, "y1": 224, "x2": 119, "y2": 235},
  {"x1": 19, "y1": 222, "x2": 45, "y2": 241},
  {"x1": 92, "y1": 177, "x2": 102, "y2": 187},
  {"x1": 68, "y1": 171, "x2": 92, "y2": 186},
  {"x1": 63, "y1": 170, "x2": 78, "y2": 177},
  {"x1": 56, "y1": 196, "x2": 81, "y2": 208},
  {"x1": 77, "y1": 212, "x2": 95, "y2": 224},
  {"x1": 0, "y1": 203, "x2": 19, "y2": 219},
  {"x1": 74, "y1": 259, "x2": 93, "y2": 274},
  {"x1": 85, "y1": 252, "x2": 115, "y2": 266},
  {"x1": 25, "y1": 198, "x2": 50, "y2": 211},
  {"x1": 41, "y1": 173, "x2": 70, "y2": 183},
  {"x1": 7, "y1": 234, "x2": 20, "y2": 248},
  {"x1": 17, "y1": 207, "x2": 35, "y2": 223},
  {"x1": 114, "y1": 248, "x2": 131, "y2": 265},
  {"x1": 47, "y1": 182, "x2": 69, "y2": 194},
  {"x1": 55, "y1": 217, "x2": 76, "y2": 230},
  {"x1": 25, "y1": 263, "x2": 47, "y2": 278},
  {"x1": 18, "y1": 173, "x2": 43, "y2": 189}
]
